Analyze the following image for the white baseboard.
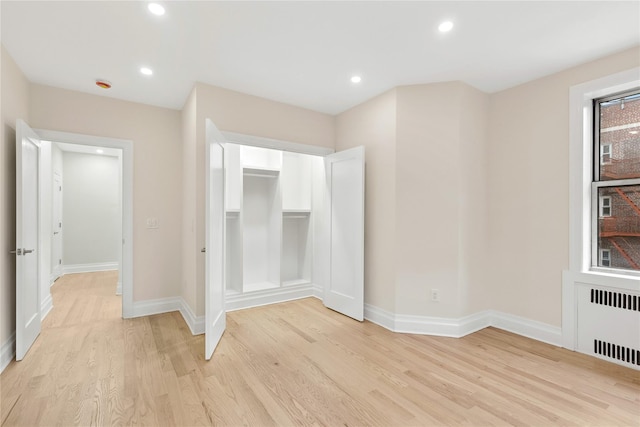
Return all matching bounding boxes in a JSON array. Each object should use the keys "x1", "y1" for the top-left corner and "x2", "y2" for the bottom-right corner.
[
  {"x1": 364, "y1": 304, "x2": 562, "y2": 346},
  {"x1": 50, "y1": 271, "x2": 62, "y2": 286},
  {"x1": 312, "y1": 285, "x2": 323, "y2": 300},
  {"x1": 226, "y1": 283, "x2": 314, "y2": 312},
  {"x1": 41, "y1": 293, "x2": 54, "y2": 321},
  {"x1": 131, "y1": 296, "x2": 181, "y2": 318},
  {"x1": 179, "y1": 300, "x2": 204, "y2": 335},
  {"x1": 130, "y1": 296, "x2": 204, "y2": 336},
  {"x1": 0, "y1": 333, "x2": 16, "y2": 374},
  {"x1": 62, "y1": 262, "x2": 118, "y2": 274},
  {"x1": 488, "y1": 310, "x2": 562, "y2": 347}
]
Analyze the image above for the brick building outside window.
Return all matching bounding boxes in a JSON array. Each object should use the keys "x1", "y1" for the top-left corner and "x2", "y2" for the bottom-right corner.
[{"x1": 596, "y1": 91, "x2": 640, "y2": 271}]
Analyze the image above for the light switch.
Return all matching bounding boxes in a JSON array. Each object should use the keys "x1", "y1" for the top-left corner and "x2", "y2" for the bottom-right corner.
[{"x1": 146, "y1": 217, "x2": 159, "y2": 229}]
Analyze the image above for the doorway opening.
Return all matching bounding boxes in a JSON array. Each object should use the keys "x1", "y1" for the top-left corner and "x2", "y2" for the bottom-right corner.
[
  {"x1": 37, "y1": 129, "x2": 134, "y2": 319},
  {"x1": 48, "y1": 141, "x2": 123, "y2": 314}
]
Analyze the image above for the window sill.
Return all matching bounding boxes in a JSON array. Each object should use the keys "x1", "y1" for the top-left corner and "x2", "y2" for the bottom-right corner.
[{"x1": 567, "y1": 269, "x2": 640, "y2": 293}]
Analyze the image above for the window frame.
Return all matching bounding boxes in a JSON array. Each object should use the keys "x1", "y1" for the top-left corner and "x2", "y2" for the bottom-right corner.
[
  {"x1": 569, "y1": 68, "x2": 640, "y2": 279},
  {"x1": 589, "y1": 88, "x2": 640, "y2": 274}
]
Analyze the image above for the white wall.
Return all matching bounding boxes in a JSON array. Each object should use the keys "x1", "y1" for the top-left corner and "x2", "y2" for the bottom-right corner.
[{"x1": 61, "y1": 151, "x2": 119, "y2": 267}]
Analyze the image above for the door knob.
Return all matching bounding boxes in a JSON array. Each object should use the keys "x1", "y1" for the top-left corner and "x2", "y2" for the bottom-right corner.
[
  {"x1": 10, "y1": 249, "x2": 22, "y2": 255},
  {"x1": 201, "y1": 248, "x2": 206, "y2": 253},
  {"x1": 23, "y1": 249, "x2": 34, "y2": 254}
]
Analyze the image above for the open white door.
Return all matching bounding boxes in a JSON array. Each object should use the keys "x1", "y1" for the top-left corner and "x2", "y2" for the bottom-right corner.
[
  {"x1": 205, "y1": 119, "x2": 227, "y2": 360},
  {"x1": 15, "y1": 120, "x2": 42, "y2": 360},
  {"x1": 323, "y1": 146, "x2": 365, "y2": 321}
]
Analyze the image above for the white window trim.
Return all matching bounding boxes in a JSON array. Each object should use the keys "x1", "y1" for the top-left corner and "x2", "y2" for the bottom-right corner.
[
  {"x1": 568, "y1": 67, "x2": 640, "y2": 275},
  {"x1": 563, "y1": 67, "x2": 640, "y2": 350}
]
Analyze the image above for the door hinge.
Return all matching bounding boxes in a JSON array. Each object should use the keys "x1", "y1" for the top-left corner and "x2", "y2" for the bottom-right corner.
[{"x1": 59, "y1": 259, "x2": 62, "y2": 265}]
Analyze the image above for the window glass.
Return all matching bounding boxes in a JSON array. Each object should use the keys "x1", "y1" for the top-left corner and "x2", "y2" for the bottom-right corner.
[
  {"x1": 596, "y1": 185, "x2": 640, "y2": 270},
  {"x1": 598, "y1": 93, "x2": 640, "y2": 181}
]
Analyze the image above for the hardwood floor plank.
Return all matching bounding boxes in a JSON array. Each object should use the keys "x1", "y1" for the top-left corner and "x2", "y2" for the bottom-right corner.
[{"x1": 2, "y1": 272, "x2": 639, "y2": 426}]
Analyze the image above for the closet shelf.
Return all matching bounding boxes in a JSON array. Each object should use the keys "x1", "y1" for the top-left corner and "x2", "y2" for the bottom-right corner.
[
  {"x1": 243, "y1": 167, "x2": 279, "y2": 178},
  {"x1": 282, "y1": 279, "x2": 310, "y2": 287},
  {"x1": 283, "y1": 209, "x2": 311, "y2": 219},
  {"x1": 244, "y1": 281, "x2": 280, "y2": 293},
  {"x1": 226, "y1": 210, "x2": 240, "y2": 219}
]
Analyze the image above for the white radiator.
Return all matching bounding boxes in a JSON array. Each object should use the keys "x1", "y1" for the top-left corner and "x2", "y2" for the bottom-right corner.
[{"x1": 576, "y1": 284, "x2": 640, "y2": 369}]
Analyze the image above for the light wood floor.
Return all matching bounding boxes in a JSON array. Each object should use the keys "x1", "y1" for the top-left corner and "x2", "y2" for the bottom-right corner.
[{"x1": 1, "y1": 272, "x2": 639, "y2": 426}]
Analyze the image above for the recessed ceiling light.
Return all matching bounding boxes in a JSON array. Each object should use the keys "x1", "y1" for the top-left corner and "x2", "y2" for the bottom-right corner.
[
  {"x1": 96, "y1": 149, "x2": 104, "y2": 154},
  {"x1": 351, "y1": 75, "x2": 362, "y2": 84},
  {"x1": 630, "y1": 130, "x2": 639, "y2": 135},
  {"x1": 140, "y1": 67, "x2": 153, "y2": 76},
  {"x1": 148, "y1": 3, "x2": 165, "y2": 16},
  {"x1": 438, "y1": 21, "x2": 454, "y2": 33}
]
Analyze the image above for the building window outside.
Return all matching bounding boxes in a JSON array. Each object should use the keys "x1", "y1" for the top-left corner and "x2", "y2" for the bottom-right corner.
[
  {"x1": 593, "y1": 90, "x2": 640, "y2": 271},
  {"x1": 600, "y1": 144, "x2": 612, "y2": 164},
  {"x1": 599, "y1": 196, "x2": 612, "y2": 217},
  {"x1": 600, "y1": 249, "x2": 611, "y2": 267}
]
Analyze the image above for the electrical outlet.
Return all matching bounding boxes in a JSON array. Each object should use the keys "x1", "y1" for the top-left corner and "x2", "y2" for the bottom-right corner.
[{"x1": 431, "y1": 289, "x2": 440, "y2": 302}]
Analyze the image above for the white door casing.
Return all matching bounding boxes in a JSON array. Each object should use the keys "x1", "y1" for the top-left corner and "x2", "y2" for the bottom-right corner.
[
  {"x1": 35, "y1": 128, "x2": 133, "y2": 318},
  {"x1": 205, "y1": 119, "x2": 227, "y2": 360},
  {"x1": 323, "y1": 146, "x2": 365, "y2": 321},
  {"x1": 51, "y1": 173, "x2": 63, "y2": 280},
  {"x1": 15, "y1": 120, "x2": 42, "y2": 361}
]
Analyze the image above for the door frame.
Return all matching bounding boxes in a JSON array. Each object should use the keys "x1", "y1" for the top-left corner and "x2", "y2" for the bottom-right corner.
[{"x1": 36, "y1": 129, "x2": 134, "y2": 318}]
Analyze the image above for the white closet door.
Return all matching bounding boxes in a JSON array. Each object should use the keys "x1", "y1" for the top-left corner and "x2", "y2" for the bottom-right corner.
[
  {"x1": 15, "y1": 120, "x2": 42, "y2": 361},
  {"x1": 323, "y1": 146, "x2": 365, "y2": 321},
  {"x1": 205, "y1": 119, "x2": 227, "y2": 360}
]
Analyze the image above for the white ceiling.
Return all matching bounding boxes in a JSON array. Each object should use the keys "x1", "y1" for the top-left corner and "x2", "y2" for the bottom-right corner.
[{"x1": 2, "y1": 1, "x2": 639, "y2": 115}]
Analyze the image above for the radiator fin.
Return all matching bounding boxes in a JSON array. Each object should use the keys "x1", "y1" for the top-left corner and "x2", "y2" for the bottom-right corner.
[
  {"x1": 590, "y1": 288, "x2": 640, "y2": 312},
  {"x1": 593, "y1": 339, "x2": 640, "y2": 366}
]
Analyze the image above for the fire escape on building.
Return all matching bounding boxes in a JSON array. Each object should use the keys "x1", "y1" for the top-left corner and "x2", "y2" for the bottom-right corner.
[{"x1": 600, "y1": 186, "x2": 640, "y2": 270}]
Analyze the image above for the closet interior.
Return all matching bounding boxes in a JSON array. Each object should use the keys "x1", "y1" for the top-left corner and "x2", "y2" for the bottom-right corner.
[{"x1": 223, "y1": 144, "x2": 325, "y2": 309}]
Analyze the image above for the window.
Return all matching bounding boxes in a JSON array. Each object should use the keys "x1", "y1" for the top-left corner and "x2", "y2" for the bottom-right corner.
[
  {"x1": 599, "y1": 196, "x2": 612, "y2": 217},
  {"x1": 600, "y1": 249, "x2": 611, "y2": 267},
  {"x1": 592, "y1": 90, "x2": 640, "y2": 271},
  {"x1": 600, "y1": 144, "x2": 611, "y2": 164}
]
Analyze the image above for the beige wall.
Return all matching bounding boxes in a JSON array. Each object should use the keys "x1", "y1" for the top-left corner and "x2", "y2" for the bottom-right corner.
[
  {"x1": 488, "y1": 46, "x2": 640, "y2": 326},
  {"x1": 395, "y1": 82, "x2": 490, "y2": 318},
  {"x1": 185, "y1": 83, "x2": 336, "y2": 316},
  {"x1": 29, "y1": 84, "x2": 183, "y2": 303},
  {"x1": 458, "y1": 84, "x2": 491, "y2": 316},
  {"x1": 336, "y1": 82, "x2": 490, "y2": 318},
  {"x1": 1, "y1": 45, "x2": 30, "y2": 347},
  {"x1": 181, "y1": 88, "x2": 197, "y2": 313},
  {"x1": 335, "y1": 89, "x2": 397, "y2": 312},
  {"x1": 395, "y1": 83, "x2": 463, "y2": 317}
]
